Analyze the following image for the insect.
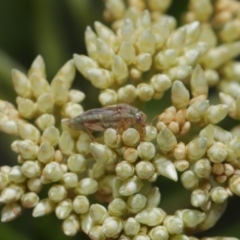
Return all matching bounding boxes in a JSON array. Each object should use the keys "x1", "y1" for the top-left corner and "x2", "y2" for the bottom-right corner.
[{"x1": 64, "y1": 103, "x2": 147, "y2": 139}]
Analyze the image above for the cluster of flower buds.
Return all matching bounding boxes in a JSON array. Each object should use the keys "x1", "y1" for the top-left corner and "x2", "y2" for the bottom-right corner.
[{"x1": 0, "y1": 0, "x2": 240, "y2": 239}]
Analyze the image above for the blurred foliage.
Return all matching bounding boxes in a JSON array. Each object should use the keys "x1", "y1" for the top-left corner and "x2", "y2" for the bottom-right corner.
[{"x1": 0, "y1": 0, "x2": 239, "y2": 239}]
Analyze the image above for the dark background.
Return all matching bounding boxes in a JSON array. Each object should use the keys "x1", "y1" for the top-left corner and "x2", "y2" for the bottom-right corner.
[{"x1": 0, "y1": 0, "x2": 239, "y2": 239}]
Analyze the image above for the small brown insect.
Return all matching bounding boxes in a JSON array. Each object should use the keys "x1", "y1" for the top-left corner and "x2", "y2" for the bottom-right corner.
[{"x1": 65, "y1": 103, "x2": 147, "y2": 138}]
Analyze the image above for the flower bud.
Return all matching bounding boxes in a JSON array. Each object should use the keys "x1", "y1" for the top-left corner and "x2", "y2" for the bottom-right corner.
[
  {"x1": 55, "y1": 199, "x2": 72, "y2": 219},
  {"x1": 67, "y1": 154, "x2": 86, "y2": 173},
  {"x1": 41, "y1": 126, "x2": 60, "y2": 147},
  {"x1": 21, "y1": 192, "x2": 39, "y2": 208},
  {"x1": 127, "y1": 193, "x2": 146, "y2": 214},
  {"x1": 112, "y1": 55, "x2": 128, "y2": 85},
  {"x1": 122, "y1": 128, "x2": 140, "y2": 146},
  {"x1": 0, "y1": 184, "x2": 25, "y2": 203},
  {"x1": 119, "y1": 176, "x2": 142, "y2": 196},
  {"x1": 181, "y1": 170, "x2": 199, "y2": 190},
  {"x1": 135, "y1": 161, "x2": 155, "y2": 179},
  {"x1": 17, "y1": 122, "x2": 40, "y2": 143},
  {"x1": 21, "y1": 161, "x2": 42, "y2": 178},
  {"x1": 137, "y1": 142, "x2": 155, "y2": 160},
  {"x1": 48, "y1": 185, "x2": 67, "y2": 202},
  {"x1": 194, "y1": 158, "x2": 211, "y2": 179},
  {"x1": 8, "y1": 166, "x2": 26, "y2": 183},
  {"x1": 76, "y1": 132, "x2": 91, "y2": 156},
  {"x1": 123, "y1": 147, "x2": 138, "y2": 163},
  {"x1": 102, "y1": 217, "x2": 123, "y2": 238},
  {"x1": 207, "y1": 142, "x2": 227, "y2": 163},
  {"x1": 99, "y1": 89, "x2": 118, "y2": 106},
  {"x1": 32, "y1": 198, "x2": 55, "y2": 217},
  {"x1": 90, "y1": 204, "x2": 109, "y2": 225},
  {"x1": 187, "y1": 100, "x2": 209, "y2": 122},
  {"x1": 35, "y1": 114, "x2": 55, "y2": 131},
  {"x1": 61, "y1": 172, "x2": 78, "y2": 188},
  {"x1": 18, "y1": 99, "x2": 36, "y2": 119},
  {"x1": 163, "y1": 215, "x2": 184, "y2": 235},
  {"x1": 210, "y1": 187, "x2": 228, "y2": 203},
  {"x1": 135, "y1": 53, "x2": 152, "y2": 72},
  {"x1": 116, "y1": 161, "x2": 134, "y2": 180},
  {"x1": 123, "y1": 217, "x2": 140, "y2": 236},
  {"x1": 117, "y1": 85, "x2": 137, "y2": 103},
  {"x1": 59, "y1": 131, "x2": 75, "y2": 155},
  {"x1": 205, "y1": 104, "x2": 228, "y2": 124},
  {"x1": 37, "y1": 142, "x2": 55, "y2": 163},
  {"x1": 62, "y1": 214, "x2": 80, "y2": 236},
  {"x1": 148, "y1": 226, "x2": 169, "y2": 240},
  {"x1": 157, "y1": 127, "x2": 177, "y2": 153},
  {"x1": 73, "y1": 195, "x2": 89, "y2": 214},
  {"x1": 118, "y1": 41, "x2": 136, "y2": 65},
  {"x1": 135, "y1": 208, "x2": 166, "y2": 226},
  {"x1": 1, "y1": 203, "x2": 22, "y2": 222},
  {"x1": 42, "y1": 162, "x2": 63, "y2": 182},
  {"x1": 75, "y1": 178, "x2": 98, "y2": 195},
  {"x1": 36, "y1": 93, "x2": 54, "y2": 113},
  {"x1": 187, "y1": 137, "x2": 207, "y2": 161},
  {"x1": 108, "y1": 198, "x2": 127, "y2": 216},
  {"x1": 27, "y1": 178, "x2": 42, "y2": 193},
  {"x1": 191, "y1": 189, "x2": 209, "y2": 207},
  {"x1": 104, "y1": 128, "x2": 122, "y2": 148}
]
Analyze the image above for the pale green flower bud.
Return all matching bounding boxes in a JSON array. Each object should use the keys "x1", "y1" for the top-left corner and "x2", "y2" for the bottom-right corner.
[
  {"x1": 178, "y1": 49, "x2": 200, "y2": 66},
  {"x1": 214, "y1": 126, "x2": 232, "y2": 143},
  {"x1": 75, "y1": 178, "x2": 98, "y2": 195},
  {"x1": 61, "y1": 102, "x2": 83, "y2": 119},
  {"x1": 150, "y1": 74, "x2": 172, "y2": 95},
  {"x1": 90, "y1": 142, "x2": 117, "y2": 165},
  {"x1": 137, "y1": 142, "x2": 155, "y2": 160},
  {"x1": 122, "y1": 128, "x2": 140, "y2": 146},
  {"x1": 112, "y1": 177, "x2": 122, "y2": 199},
  {"x1": 36, "y1": 93, "x2": 55, "y2": 113},
  {"x1": 35, "y1": 114, "x2": 55, "y2": 131},
  {"x1": 138, "y1": 28, "x2": 156, "y2": 54},
  {"x1": 135, "y1": 53, "x2": 152, "y2": 72},
  {"x1": 167, "y1": 65, "x2": 192, "y2": 81},
  {"x1": 37, "y1": 142, "x2": 55, "y2": 164},
  {"x1": 90, "y1": 162, "x2": 105, "y2": 179},
  {"x1": 73, "y1": 195, "x2": 89, "y2": 214},
  {"x1": 116, "y1": 161, "x2": 134, "y2": 180},
  {"x1": 41, "y1": 126, "x2": 60, "y2": 147},
  {"x1": 163, "y1": 215, "x2": 184, "y2": 234},
  {"x1": 21, "y1": 161, "x2": 41, "y2": 178},
  {"x1": 62, "y1": 214, "x2": 80, "y2": 236},
  {"x1": 17, "y1": 140, "x2": 38, "y2": 159},
  {"x1": 1, "y1": 203, "x2": 22, "y2": 222},
  {"x1": 99, "y1": 89, "x2": 118, "y2": 106},
  {"x1": 74, "y1": 53, "x2": 98, "y2": 78},
  {"x1": 181, "y1": 170, "x2": 199, "y2": 190},
  {"x1": 119, "y1": 176, "x2": 142, "y2": 196},
  {"x1": 190, "y1": 65, "x2": 208, "y2": 98},
  {"x1": 135, "y1": 161, "x2": 155, "y2": 179},
  {"x1": 123, "y1": 147, "x2": 138, "y2": 163},
  {"x1": 87, "y1": 68, "x2": 114, "y2": 89},
  {"x1": 67, "y1": 154, "x2": 86, "y2": 173},
  {"x1": 96, "y1": 38, "x2": 114, "y2": 68},
  {"x1": 42, "y1": 162, "x2": 63, "y2": 182},
  {"x1": 48, "y1": 185, "x2": 67, "y2": 202},
  {"x1": 28, "y1": 55, "x2": 46, "y2": 79},
  {"x1": 219, "y1": 92, "x2": 236, "y2": 118},
  {"x1": 191, "y1": 189, "x2": 209, "y2": 207},
  {"x1": 98, "y1": 175, "x2": 115, "y2": 195},
  {"x1": 18, "y1": 99, "x2": 36, "y2": 119},
  {"x1": 11, "y1": 69, "x2": 31, "y2": 98},
  {"x1": 104, "y1": 128, "x2": 122, "y2": 148},
  {"x1": 120, "y1": 18, "x2": 134, "y2": 42},
  {"x1": 30, "y1": 75, "x2": 49, "y2": 99},
  {"x1": 32, "y1": 198, "x2": 55, "y2": 217},
  {"x1": 174, "y1": 160, "x2": 189, "y2": 172},
  {"x1": 148, "y1": 226, "x2": 169, "y2": 240},
  {"x1": 204, "y1": 69, "x2": 219, "y2": 86},
  {"x1": 167, "y1": 27, "x2": 186, "y2": 49},
  {"x1": 187, "y1": 137, "x2": 207, "y2": 161},
  {"x1": 210, "y1": 187, "x2": 228, "y2": 203},
  {"x1": 171, "y1": 81, "x2": 190, "y2": 109},
  {"x1": 21, "y1": 192, "x2": 39, "y2": 208},
  {"x1": 199, "y1": 124, "x2": 214, "y2": 147},
  {"x1": 207, "y1": 142, "x2": 227, "y2": 163},
  {"x1": 81, "y1": 211, "x2": 93, "y2": 234},
  {"x1": 0, "y1": 113, "x2": 18, "y2": 135},
  {"x1": 89, "y1": 226, "x2": 106, "y2": 240},
  {"x1": 0, "y1": 184, "x2": 25, "y2": 203},
  {"x1": 108, "y1": 198, "x2": 126, "y2": 216},
  {"x1": 133, "y1": 233, "x2": 150, "y2": 240},
  {"x1": 143, "y1": 126, "x2": 157, "y2": 142},
  {"x1": 205, "y1": 104, "x2": 228, "y2": 124},
  {"x1": 102, "y1": 216, "x2": 123, "y2": 238},
  {"x1": 135, "y1": 207, "x2": 166, "y2": 226},
  {"x1": 55, "y1": 199, "x2": 72, "y2": 219},
  {"x1": 50, "y1": 78, "x2": 69, "y2": 105},
  {"x1": 8, "y1": 166, "x2": 26, "y2": 183},
  {"x1": 153, "y1": 156, "x2": 178, "y2": 181},
  {"x1": 173, "y1": 142, "x2": 186, "y2": 160},
  {"x1": 61, "y1": 172, "x2": 78, "y2": 188},
  {"x1": 17, "y1": 122, "x2": 40, "y2": 143},
  {"x1": 229, "y1": 175, "x2": 240, "y2": 196},
  {"x1": 76, "y1": 132, "x2": 91, "y2": 156},
  {"x1": 117, "y1": 84, "x2": 137, "y2": 103},
  {"x1": 54, "y1": 59, "x2": 75, "y2": 88},
  {"x1": 118, "y1": 41, "x2": 136, "y2": 65},
  {"x1": 155, "y1": 49, "x2": 177, "y2": 70},
  {"x1": 112, "y1": 55, "x2": 128, "y2": 85},
  {"x1": 194, "y1": 158, "x2": 211, "y2": 179},
  {"x1": 90, "y1": 204, "x2": 109, "y2": 224},
  {"x1": 68, "y1": 90, "x2": 85, "y2": 104},
  {"x1": 0, "y1": 172, "x2": 9, "y2": 191},
  {"x1": 127, "y1": 193, "x2": 146, "y2": 214},
  {"x1": 176, "y1": 209, "x2": 206, "y2": 228},
  {"x1": 146, "y1": 187, "x2": 161, "y2": 208},
  {"x1": 157, "y1": 127, "x2": 177, "y2": 153},
  {"x1": 59, "y1": 131, "x2": 75, "y2": 155},
  {"x1": 123, "y1": 217, "x2": 140, "y2": 236},
  {"x1": 27, "y1": 178, "x2": 42, "y2": 193},
  {"x1": 136, "y1": 83, "x2": 154, "y2": 102}
]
